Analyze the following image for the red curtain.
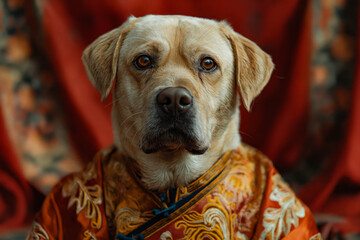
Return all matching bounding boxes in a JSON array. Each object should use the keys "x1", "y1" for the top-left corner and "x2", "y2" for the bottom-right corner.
[
  {"x1": 0, "y1": 0, "x2": 359, "y2": 237},
  {"x1": 43, "y1": 0, "x2": 312, "y2": 170}
]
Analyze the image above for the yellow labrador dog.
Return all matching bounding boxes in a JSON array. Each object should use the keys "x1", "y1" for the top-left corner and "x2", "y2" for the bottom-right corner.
[
  {"x1": 83, "y1": 15, "x2": 272, "y2": 190},
  {"x1": 28, "y1": 15, "x2": 319, "y2": 240}
]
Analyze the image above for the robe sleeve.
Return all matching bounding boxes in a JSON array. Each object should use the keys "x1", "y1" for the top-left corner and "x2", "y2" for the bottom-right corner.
[
  {"x1": 252, "y1": 165, "x2": 321, "y2": 240},
  {"x1": 26, "y1": 158, "x2": 109, "y2": 240},
  {"x1": 27, "y1": 191, "x2": 61, "y2": 240}
]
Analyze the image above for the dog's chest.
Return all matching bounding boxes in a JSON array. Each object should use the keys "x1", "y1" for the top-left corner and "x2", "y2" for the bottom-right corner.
[{"x1": 102, "y1": 147, "x2": 267, "y2": 239}]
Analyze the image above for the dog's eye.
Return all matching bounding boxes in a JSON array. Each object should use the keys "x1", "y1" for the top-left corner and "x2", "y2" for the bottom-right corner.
[
  {"x1": 134, "y1": 55, "x2": 152, "y2": 69},
  {"x1": 200, "y1": 57, "x2": 217, "y2": 72}
]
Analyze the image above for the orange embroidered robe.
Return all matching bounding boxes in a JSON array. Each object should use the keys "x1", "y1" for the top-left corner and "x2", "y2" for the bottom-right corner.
[{"x1": 27, "y1": 144, "x2": 321, "y2": 240}]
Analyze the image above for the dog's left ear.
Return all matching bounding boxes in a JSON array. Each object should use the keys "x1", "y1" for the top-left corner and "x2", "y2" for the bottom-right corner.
[
  {"x1": 82, "y1": 16, "x2": 137, "y2": 101},
  {"x1": 221, "y1": 23, "x2": 274, "y2": 111}
]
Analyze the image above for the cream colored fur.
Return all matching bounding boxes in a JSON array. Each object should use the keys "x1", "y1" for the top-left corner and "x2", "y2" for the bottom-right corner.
[{"x1": 82, "y1": 15, "x2": 274, "y2": 191}]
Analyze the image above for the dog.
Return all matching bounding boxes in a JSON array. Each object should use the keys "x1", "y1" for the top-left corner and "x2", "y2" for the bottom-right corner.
[{"x1": 27, "y1": 15, "x2": 320, "y2": 240}]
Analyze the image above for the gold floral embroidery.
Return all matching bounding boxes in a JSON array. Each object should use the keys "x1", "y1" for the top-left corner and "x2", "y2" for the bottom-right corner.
[
  {"x1": 160, "y1": 231, "x2": 174, "y2": 240},
  {"x1": 175, "y1": 196, "x2": 231, "y2": 240},
  {"x1": 235, "y1": 232, "x2": 249, "y2": 240},
  {"x1": 27, "y1": 222, "x2": 49, "y2": 240},
  {"x1": 115, "y1": 207, "x2": 151, "y2": 235},
  {"x1": 83, "y1": 230, "x2": 97, "y2": 240},
  {"x1": 309, "y1": 233, "x2": 322, "y2": 240},
  {"x1": 62, "y1": 177, "x2": 102, "y2": 229},
  {"x1": 260, "y1": 174, "x2": 305, "y2": 239},
  {"x1": 211, "y1": 148, "x2": 265, "y2": 236}
]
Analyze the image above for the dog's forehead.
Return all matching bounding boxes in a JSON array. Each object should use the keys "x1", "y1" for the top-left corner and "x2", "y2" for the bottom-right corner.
[
  {"x1": 125, "y1": 15, "x2": 228, "y2": 49},
  {"x1": 136, "y1": 15, "x2": 217, "y2": 28}
]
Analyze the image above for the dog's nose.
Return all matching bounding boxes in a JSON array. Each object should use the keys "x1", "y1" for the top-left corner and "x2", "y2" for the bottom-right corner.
[{"x1": 157, "y1": 87, "x2": 193, "y2": 115}]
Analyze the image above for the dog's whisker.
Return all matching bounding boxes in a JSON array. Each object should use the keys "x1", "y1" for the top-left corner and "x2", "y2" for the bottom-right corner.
[
  {"x1": 134, "y1": 119, "x2": 151, "y2": 148},
  {"x1": 124, "y1": 119, "x2": 140, "y2": 141},
  {"x1": 105, "y1": 97, "x2": 125, "y2": 108},
  {"x1": 239, "y1": 130, "x2": 253, "y2": 140},
  {"x1": 108, "y1": 88, "x2": 149, "y2": 108},
  {"x1": 117, "y1": 111, "x2": 143, "y2": 130},
  {"x1": 132, "y1": 126, "x2": 144, "y2": 147}
]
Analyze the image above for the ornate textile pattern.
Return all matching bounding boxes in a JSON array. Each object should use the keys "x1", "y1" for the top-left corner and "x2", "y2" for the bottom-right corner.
[
  {"x1": 216, "y1": 146, "x2": 265, "y2": 235},
  {"x1": 115, "y1": 207, "x2": 148, "y2": 235},
  {"x1": 83, "y1": 230, "x2": 97, "y2": 240},
  {"x1": 62, "y1": 164, "x2": 102, "y2": 230},
  {"x1": 62, "y1": 178, "x2": 102, "y2": 229},
  {"x1": 288, "y1": 0, "x2": 358, "y2": 185},
  {"x1": 0, "y1": 0, "x2": 82, "y2": 195},
  {"x1": 27, "y1": 144, "x2": 319, "y2": 239},
  {"x1": 159, "y1": 231, "x2": 173, "y2": 240},
  {"x1": 26, "y1": 222, "x2": 49, "y2": 240},
  {"x1": 260, "y1": 174, "x2": 305, "y2": 239},
  {"x1": 310, "y1": 233, "x2": 323, "y2": 240},
  {"x1": 175, "y1": 196, "x2": 231, "y2": 240}
]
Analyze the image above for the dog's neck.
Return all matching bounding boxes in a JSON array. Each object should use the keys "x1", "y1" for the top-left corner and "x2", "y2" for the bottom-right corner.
[{"x1": 113, "y1": 107, "x2": 241, "y2": 192}]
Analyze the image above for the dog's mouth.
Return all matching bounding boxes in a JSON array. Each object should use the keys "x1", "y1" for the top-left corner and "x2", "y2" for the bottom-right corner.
[{"x1": 141, "y1": 128, "x2": 208, "y2": 155}]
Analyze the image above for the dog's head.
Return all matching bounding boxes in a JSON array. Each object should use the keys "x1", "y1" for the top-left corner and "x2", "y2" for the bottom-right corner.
[{"x1": 82, "y1": 15, "x2": 273, "y2": 189}]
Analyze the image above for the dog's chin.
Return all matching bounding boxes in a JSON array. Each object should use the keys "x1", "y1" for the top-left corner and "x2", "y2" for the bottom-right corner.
[{"x1": 141, "y1": 129, "x2": 208, "y2": 155}]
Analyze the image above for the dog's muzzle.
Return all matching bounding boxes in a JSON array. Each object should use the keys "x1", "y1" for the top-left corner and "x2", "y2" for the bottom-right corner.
[{"x1": 141, "y1": 87, "x2": 208, "y2": 155}]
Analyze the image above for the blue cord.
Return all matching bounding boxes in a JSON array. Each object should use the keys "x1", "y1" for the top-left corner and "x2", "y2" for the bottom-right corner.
[
  {"x1": 159, "y1": 193, "x2": 167, "y2": 202},
  {"x1": 116, "y1": 233, "x2": 144, "y2": 240},
  {"x1": 117, "y1": 194, "x2": 176, "y2": 239},
  {"x1": 116, "y1": 167, "x2": 225, "y2": 239},
  {"x1": 152, "y1": 204, "x2": 176, "y2": 217}
]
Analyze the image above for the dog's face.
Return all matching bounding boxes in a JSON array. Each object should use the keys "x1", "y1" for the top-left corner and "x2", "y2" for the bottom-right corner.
[
  {"x1": 82, "y1": 15, "x2": 273, "y2": 190},
  {"x1": 118, "y1": 16, "x2": 237, "y2": 156}
]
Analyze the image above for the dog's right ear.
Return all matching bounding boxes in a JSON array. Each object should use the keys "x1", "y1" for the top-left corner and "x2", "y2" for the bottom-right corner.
[{"x1": 82, "y1": 16, "x2": 137, "y2": 101}]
